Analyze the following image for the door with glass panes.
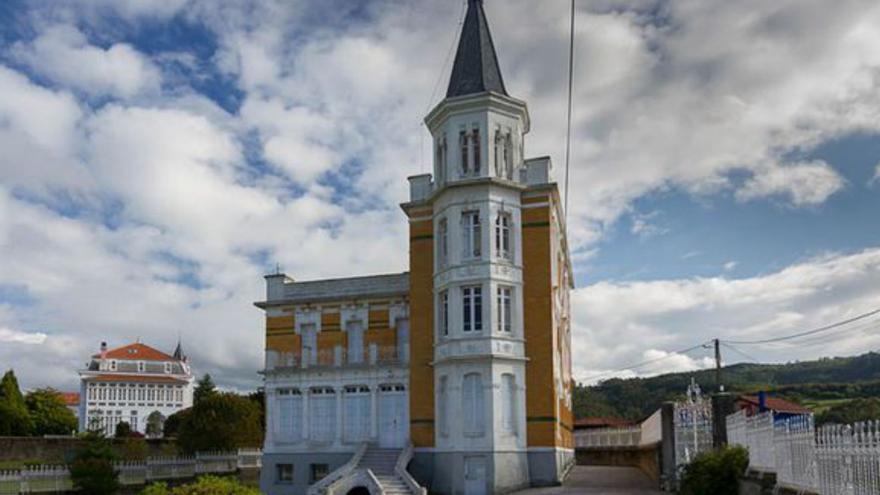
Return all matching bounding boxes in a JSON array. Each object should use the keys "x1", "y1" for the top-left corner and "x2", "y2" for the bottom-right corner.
[{"x1": 378, "y1": 384, "x2": 407, "y2": 447}]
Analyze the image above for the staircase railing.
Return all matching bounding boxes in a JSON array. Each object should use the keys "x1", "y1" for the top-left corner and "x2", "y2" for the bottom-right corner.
[
  {"x1": 306, "y1": 442, "x2": 368, "y2": 495},
  {"x1": 395, "y1": 442, "x2": 427, "y2": 495}
]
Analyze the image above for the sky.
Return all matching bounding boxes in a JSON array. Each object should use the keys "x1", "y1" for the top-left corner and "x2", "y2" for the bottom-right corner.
[{"x1": 1, "y1": 0, "x2": 880, "y2": 392}]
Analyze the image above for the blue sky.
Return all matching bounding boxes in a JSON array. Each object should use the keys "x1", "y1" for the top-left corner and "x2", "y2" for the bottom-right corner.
[{"x1": 1, "y1": 0, "x2": 879, "y2": 391}]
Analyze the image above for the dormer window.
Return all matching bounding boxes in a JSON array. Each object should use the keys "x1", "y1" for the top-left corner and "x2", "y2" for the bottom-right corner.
[
  {"x1": 137, "y1": 361, "x2": 145, "y2": 372},
  {"x1": 164, "y1": 362, "x2": 172, "y2": 374},
  {"x1": 110, "y1": 360, "x2": 117, "y2": 371}
]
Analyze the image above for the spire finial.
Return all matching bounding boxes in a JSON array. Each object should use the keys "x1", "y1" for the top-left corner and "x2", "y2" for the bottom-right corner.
[{"x1": 446, "y1": 0, "x2": 507, "y2": 98}]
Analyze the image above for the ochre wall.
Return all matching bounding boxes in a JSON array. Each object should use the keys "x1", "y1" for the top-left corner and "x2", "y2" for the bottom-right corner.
[
  {"x1": 522, "y1": 196, "x2": 557, "y2": 447},
  {"x1": 407, "y1": 207, "x2": 435, "y2": 447}
]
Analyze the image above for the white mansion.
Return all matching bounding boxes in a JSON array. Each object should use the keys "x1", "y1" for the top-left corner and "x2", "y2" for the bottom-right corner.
[{"x1": 78, "y1": 341, "x2": 194, "y2": 436}]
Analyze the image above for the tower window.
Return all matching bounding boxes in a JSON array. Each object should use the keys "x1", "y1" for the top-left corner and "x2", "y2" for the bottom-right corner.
[
  {"x1": 495, "y1": 212, "x2": 512, "y2": 260},
  {"x1": 460, "y1": 131, "x2": 469, "y2": 176},
  {"x1": 504, "y1": 132, "x2": 513, "y2": 179},
  {"x1": 462, "y1": 373, "x2": 484, "y2": 435},
  {"x1": 494, "y1": 129, "x2": 504, "y2": 177},
  {"x1": 462, "y1": 286, "x2": 482, "y2": 332},
  {"x1": 472, "y1": 127, "x2": 481, "y2": 174},
  {"x1": 461, "y1": 211, "x2": 481, "y2": 259},
  {"x1": 439, "y1": 290, "x2": 449, "y2": 337},
  {"x1": 497, "y1": 286, "x2": 512, "y2": 333},
  {"x1": 438, "y1": 218, "x2": 448, "y2": 267}
]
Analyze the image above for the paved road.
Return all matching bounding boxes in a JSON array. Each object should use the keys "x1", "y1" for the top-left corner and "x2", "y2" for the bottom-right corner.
[{"x1": 513, "y1": 466, "x2": 663, "y2": 494}]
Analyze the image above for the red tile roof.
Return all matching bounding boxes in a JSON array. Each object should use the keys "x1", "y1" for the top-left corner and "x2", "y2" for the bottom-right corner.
[
  {"x1": 85, "y1": 374, "x2": 188, "y2": 385},
  {"x1": 60, "y1": 392, "x2": 79, "y2": 406},
  {"x1": 738, "y1": 395, "x2": 812, "y2": 414},
  {"x1": 92, "y1": 343, "x2": 177, "y2": 362}
]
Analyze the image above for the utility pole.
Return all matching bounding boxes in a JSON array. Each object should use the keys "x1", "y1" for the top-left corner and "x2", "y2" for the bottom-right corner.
[{"x1": 714, "y1": 338, "x2": 723, "y2": 392}]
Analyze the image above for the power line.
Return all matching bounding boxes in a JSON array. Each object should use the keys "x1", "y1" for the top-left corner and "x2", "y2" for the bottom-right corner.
[
  {"x1": 723, "y1": 308, "x2": 880, "y2": 345},
  {"x1": 759, "y1": 319, "x2": 880, "y2": 350},
  {"x1": 419, "y1": 0, "x2": 468, "y2": 172},
  {"x1": 563, "y1": 0, "x2": 575, "y2": 221},
  {"x1": 720, "y1": 342, "x2": 761, "y2": 364},
  {"x1": 580, "y1": 341, "x2": 712, "y2": 383}
]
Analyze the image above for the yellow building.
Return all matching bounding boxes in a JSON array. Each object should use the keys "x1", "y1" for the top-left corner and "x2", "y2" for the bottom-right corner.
[{"x1": 256, "y1": 1, "x2": 573, "y2": 493}]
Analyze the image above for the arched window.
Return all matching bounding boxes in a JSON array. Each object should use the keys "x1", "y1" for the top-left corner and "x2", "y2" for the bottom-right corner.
[
  {"x1": 472, "y1": 127, "x2": 481, "y2": 174},
  {"x1": 462, "y1": 373, "x2": 484, "y2": 435},
  {"x1": 501, "y1": 374, "x2": 516, "y2": 434},
  {"x1": 438, "y1": 376, "x2": 449, "y2": 437}
]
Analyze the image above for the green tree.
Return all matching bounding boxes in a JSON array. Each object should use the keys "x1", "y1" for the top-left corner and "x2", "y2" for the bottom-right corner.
[
  {"x1": 817, "y1": 397, "x2": 880, "y2": 425},
  {"x1": 0, "y1": 369, "x2": 33, "y2": 436},
  {"x1": 115, "y1": 421, "x2": 132, "y2": 438},
  {"x1": 25, "y1": 388, "x2": 77, "y2": 436},
  {"x1": 146, "y1": 411, "x2": 165, "y2": 438},
  {"x1": 141, "y1": 475, "x2": 259, "y2": 495},
  {"x1": 163, "y1": 408, "x2": 191, "y2": 438},
  {"x1": 193, "y1": 374, "x2": 217, "y2": 404},
  {"x1": 69, "y1": 433, "x2": 120, "y2": 495},
  {"x1": 679, "y1": 445, "x2": 749, "y2": 495},
  {"x1": 177, "y1": 392, "x2": 262, "y2": 453}
]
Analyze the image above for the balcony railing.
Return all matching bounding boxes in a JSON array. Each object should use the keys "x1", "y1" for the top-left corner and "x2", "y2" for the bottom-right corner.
[{"x1": 266, "y1": 344, "x2": 407, "y2": 371}]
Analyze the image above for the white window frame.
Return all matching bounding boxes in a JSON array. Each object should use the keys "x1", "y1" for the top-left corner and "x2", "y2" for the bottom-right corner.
[
  {"x1": 461, "y1": 211, "x2": 481, "y2": 259},
  {"x1": 439, "y1": 290, "x2": 449, "y2": 337},
  {"x1": 462, "y1": 286, "x2": 482, "y2": 332},
  {"x1": 495, "y1": 212, "x2": 512, "y2": 260},
  {"x1": 438, "y1": 218, "x2": 448, "y2": 267},
  {"x1": 497, "y1": 286, "x2": 512, "y2": 333}
]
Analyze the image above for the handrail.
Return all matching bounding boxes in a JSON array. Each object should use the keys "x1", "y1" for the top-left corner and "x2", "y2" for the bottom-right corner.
[
  {"x1": 395, "y1": 442, "x2": 427, "y2": 495},
  {"x1": 364, "y1": 468, "x2": 384, "y2": 495},
  {"x1": 307, "y1": 442, "x2": 368, "y2": 495}
]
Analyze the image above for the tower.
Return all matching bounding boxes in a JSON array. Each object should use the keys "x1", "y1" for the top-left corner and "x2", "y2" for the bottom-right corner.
[{"x1": 403, "y1": 0, "x2": 574, "y2": 492}]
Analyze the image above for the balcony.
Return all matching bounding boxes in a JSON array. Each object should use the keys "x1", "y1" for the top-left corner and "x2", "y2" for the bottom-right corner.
[{"x1": 265, "y1": 344, "x2": 407, "y2": 372}]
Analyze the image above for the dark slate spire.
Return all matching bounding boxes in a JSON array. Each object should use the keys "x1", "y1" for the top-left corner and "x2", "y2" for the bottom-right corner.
[
  {"x1": 446, "y1": 0, "x2": 508, "y2": 98},
  {"x1": 173, "y1": 339, "x2": 185, "y2": 361}
]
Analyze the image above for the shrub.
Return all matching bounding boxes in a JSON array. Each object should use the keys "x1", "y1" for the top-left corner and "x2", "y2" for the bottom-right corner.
[
  {"x1": 115, "y1": 421, "x2": 133, "y2": 438},
  {"x1": 25, "y1": 388, "x2": 77, "y2": 436},
  {"x1": 176, "y1": 393, "x2": 262, "y2": 453},
  {"x1": 141, "y1": 475, "x2": 259, "y2": 495},
  {"x1": 679, "y1": 445, "x2": 749, "y2": 495},
  {"x1": 69, "y1": 433, "x2": 120, "y2": 495},
  {"x1": 118, "y1": 437, "x2": 150, "y2": 461},
  {"x1": 0, "y1": 370, "x2": 33, "y2": 436}
]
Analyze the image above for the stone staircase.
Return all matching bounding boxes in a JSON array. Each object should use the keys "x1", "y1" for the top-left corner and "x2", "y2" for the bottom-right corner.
[{"x1": 357, "y1": 446, "x2": 417, "y2": 495}]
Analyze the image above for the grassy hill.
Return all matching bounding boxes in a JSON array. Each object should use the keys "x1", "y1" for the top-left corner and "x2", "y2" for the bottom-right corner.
[{"x1": 575, "y1": 351, "x2": 880, "y2": 420}]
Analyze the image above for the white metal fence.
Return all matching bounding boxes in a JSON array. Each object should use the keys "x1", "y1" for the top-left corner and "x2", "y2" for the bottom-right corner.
[
  {"x1": 576, "y1": 426, "x2": 642, "y2": 448},
  {"x1": 673, "y1": 387, "x2": 714, "y2": 468},
  {"x1": 0, "y1": 449, "x2": 261, "y2": 494},
  {"x1": 727, "y1": 410, "x2": 880, "y2": 495}
]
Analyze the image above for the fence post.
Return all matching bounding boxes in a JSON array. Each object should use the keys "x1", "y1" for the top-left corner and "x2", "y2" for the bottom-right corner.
[
  {"x1": 660, "y1": 401, "x2": 676, "y2": 490},
  {"x1": 711, "y1": 392, "x2": 735, "y2": 449}
]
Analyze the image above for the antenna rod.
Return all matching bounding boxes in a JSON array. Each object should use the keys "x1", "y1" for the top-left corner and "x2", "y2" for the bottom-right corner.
[
  {"x1": 715, "y1": 338, "x2": 723, "y2": 392},
  {"x1": 563, "y1": 0, "x2": 575, "y2": 220}
]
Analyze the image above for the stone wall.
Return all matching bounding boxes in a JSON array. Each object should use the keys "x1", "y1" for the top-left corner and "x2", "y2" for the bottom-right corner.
[
  {"x1": 575, "y1": 443, "x2": 661, "y2": 487},
  {"x1": 0, "y1": 436, "x2": 178, "y2": 464}
]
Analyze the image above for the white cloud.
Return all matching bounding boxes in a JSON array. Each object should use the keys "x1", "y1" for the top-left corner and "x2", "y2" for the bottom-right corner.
[
  {"x1": 572, "y1": 248, "x2": 880, "y2": 383},
  {"x1": 736, "y1": 161, "x2": 846, "y2": 206},
  {"x1": 0, "y1": 327, "x2": 47, "y2": 345},
  {"x1": 723, "y1": 261, "x2": 737, "y2": 272},
  {"x1": 12, "y1": 25, "x2": 161, "y2": 98}
]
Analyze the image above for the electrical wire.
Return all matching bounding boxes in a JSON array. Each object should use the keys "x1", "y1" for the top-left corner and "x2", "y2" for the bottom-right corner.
[
  {"x1": 563, "y1": 0, "x2": 575, "y2": 220},
  {"x1": 720, "y1": 342, "x2": 761, "y2": 364},
  {"x1": 419, "y1": 0, "x2": 468, "y2": 172},
  {"x1": 580, "y1": 341, "x2": 712, "y2": 383},
  {"x1": 723, "y1": 308, "x2": 880, "y2": 345}
]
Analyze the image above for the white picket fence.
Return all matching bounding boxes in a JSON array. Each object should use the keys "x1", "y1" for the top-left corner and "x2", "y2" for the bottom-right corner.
[
  {"x1": 0, "y1": 449, "x2": 261, "y2": 494},
  {"x1": 727, "y1": 410, "x2": 880, "y2": 494}
]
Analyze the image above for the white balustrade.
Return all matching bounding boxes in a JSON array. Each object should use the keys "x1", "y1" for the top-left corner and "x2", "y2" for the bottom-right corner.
[{"x1": 727, "y1": 411, "x2": 880, "y2": 495}]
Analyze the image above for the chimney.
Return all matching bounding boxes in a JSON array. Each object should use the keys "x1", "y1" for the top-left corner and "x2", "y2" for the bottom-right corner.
[{"x1": 100, "y1": 341, "x2": 108, "y2": 359}]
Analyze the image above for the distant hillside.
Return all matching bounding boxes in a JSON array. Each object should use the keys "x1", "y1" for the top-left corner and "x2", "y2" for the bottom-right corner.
[{"x1": 575, "y1": 351, "x2": 880, "y2": 420}]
